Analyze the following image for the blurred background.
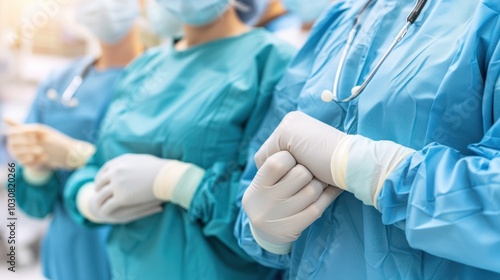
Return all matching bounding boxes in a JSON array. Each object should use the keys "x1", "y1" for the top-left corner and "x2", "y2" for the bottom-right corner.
[{"x1": 0, "y1": 0, "x2": 95, "y2": 278}]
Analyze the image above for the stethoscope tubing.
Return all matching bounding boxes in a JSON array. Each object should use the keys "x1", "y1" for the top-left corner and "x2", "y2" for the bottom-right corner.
[{"x1": 326, "y1": 0, "x2": 427, "y2": 103}]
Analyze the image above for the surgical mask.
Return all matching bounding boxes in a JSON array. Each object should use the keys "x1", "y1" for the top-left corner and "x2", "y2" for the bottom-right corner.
[
  {"x1": 236, "y1": 0, "x2": 269, "y2": 26},
  {"x1": 156, "y1": 0, "x2": 231, "y2": 26},
  {"x1": 146, "y1": 1, "x2": 184, "y2": 38},
  {"x1": 282, "y1": 0, "x2": 331, "y2": 23},
  {"x1": 75, "y1": 0, "x2": 140, "y2": 45}
]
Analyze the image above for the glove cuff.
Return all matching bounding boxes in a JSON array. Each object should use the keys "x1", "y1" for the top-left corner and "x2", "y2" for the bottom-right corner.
[
  {"x1": 153, "y1": 161, "x2": 205, "y2": 209},
  {"x1": 23, "y1": 167, "x2": 53, "y2": 186},
  {"x1": 66, "y1": 141, "x2": 96, "y2": 169},
  {"x1": 76, "y1": 182, "x2": 103, "y2": 223},
  {"x1": 249, "y1": 222, "x2": 292, "y2": 255},
  {"x1": 331, "y1": 135, "x2": 415, "y2": 207}
]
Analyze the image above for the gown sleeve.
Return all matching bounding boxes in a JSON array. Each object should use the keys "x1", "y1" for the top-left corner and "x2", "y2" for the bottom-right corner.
[
  {"x1": 377, "y1": 29, "x2": 500, "y2": 273},
  {"x1": 63, "y1": 155, "x2": 102, "y2": 227},
  {"x1": 15, "y1": 78, "x2": 60, "y2": 219},
  {"x1": 187, "y1": 43, "x2": 296, "y2": 261}
]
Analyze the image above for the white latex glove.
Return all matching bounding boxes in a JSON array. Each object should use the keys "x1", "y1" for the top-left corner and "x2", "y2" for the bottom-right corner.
[
  {"x1": 255, "y1": 111, "x2": 415, "y2": 207},
  {"x1": 6, "y1": 119, "x2": 95, "y2": 170},
  {"x1": 243, "y1": 151, "x2": 342, "y2": 255},
  {"x1": 94, "y1": 153, "x2": 206, "y2": 212},
  {"x1": 94, "y1": 154, "x2": 167, "y2": 211},
  {"x1": 77, "y1": 182, "x2": 163, "y2": 224},
  {"x1": 254, "y1": 111, "x2": 345, "y2": 186}
]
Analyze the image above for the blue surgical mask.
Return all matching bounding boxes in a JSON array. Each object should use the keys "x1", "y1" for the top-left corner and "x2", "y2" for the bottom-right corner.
[
  {"x1": 156, "y1": 0, "x2": 231, "y2": 26},
  {"x1": 146, "y1": 1, "x2": 184, "y2": 38},
  {"x1": 282, "y1": 0, "x2": 331, "y2": 23},
  {"x1": 76, "y1": 0, "x2": 139, "y2": 44}
]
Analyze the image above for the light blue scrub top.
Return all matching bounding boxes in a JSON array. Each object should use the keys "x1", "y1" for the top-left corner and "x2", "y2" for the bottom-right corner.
[
  {"x1": 65, "y1": 29, "x2": 295, "y2": 280},
  {"x1": 236, "y1": 0, "x2": 500, "y2": 279},
  {"x1": 16, "y1": 57, "x2": 121, "y2": 280}
]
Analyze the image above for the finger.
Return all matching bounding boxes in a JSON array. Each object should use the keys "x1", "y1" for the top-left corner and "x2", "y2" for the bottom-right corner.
[
  {"x1": 288, "y1": 186, "x2": 343, "y2": 232},
  {"x1": 4, "y1": 118, "x2": 21, "y2": 127},
  {"x1": 254, "y1": 130, "x2": 283, "y2": 169},
  {"x1": 95, "y1": 185, "x2": 114, "y2": 211},
  {"x1": 253, "y1": 151, "x2": 296, "y2": 186},
  {"x1": 273, "y1": 164, "x2": 313, "y2": 197},
  {"x1": 9, "y1": 145, "x2": 44, "y2": 156},
  {"x1": 7, "y1": 133, "x2": 39, "y2": 146},
  {"x1": 284, "y1": 178, "x2": 327, "y2": 213},
  {"x1": 254, "y1": 112, "x2": 301, "y2": 168},
  {"x1": 95, "y1": 166, "x2": 113, "y2": 192},
  {"x1": 17, "y1": 154, "x2": 36, "y2": 165}
]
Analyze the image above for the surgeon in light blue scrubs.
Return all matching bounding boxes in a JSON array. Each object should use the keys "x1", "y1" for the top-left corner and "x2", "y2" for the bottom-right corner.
[
  {"x1": 64, "y1": 0, "x2": 295, "y2": 279},
  {"x1": 5, "y1": 0, "x2": 143, "y2": 279},
  {"x1": 237, "y1": 0, "x2": 500, "y2": 279}
]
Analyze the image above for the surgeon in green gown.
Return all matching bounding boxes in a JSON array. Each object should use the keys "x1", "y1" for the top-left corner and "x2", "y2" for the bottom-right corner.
[{"x1": 64, "y1": 0, "x2": 295, "y2": 279}]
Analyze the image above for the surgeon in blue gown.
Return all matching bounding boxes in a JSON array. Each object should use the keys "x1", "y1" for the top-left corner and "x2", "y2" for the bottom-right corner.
[
  {"x1": 5, "y1": 0, "x2": 143, "y2": 279},
  {"x1": 237, "y1": 0, "x2": 500, "y2": 279}
]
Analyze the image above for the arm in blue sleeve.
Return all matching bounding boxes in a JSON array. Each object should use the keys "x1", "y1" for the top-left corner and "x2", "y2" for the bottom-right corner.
[
  {"x1": 63, "y1": 156, "x2": 102, "y2": 228},
  {"x1": 14, "y1": 78, "x2": 60, "y2": 218},
  {"x1": 187, "y1": 44, "x2": 296, "y2": 261},
  {"x1": 378, "y1": 19, "x2": 500, "y2": 272},
  {"x1": 378, "y1": 119, "x2": 500, "y2": 273}
]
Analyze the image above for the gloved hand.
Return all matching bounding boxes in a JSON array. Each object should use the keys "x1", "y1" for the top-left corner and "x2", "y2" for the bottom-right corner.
[
  {"x1": 255, "y1": 111, "x2": 345, "y2": 186},
  {"x1": 243, "y1": 151, "x2": 342, "y2": 255},
  {"x1": 6, "y1": 119, "x2": 95, "y2": 170},
  {"x1": 94, "y1": 154, "x2": 168, "y2": 211},
  {"x1": 77, "y1": 182, "x2": 163, "y2": 224},
  {"x1": 93, "y1": 153, "x2": 206, "y2": 212},
  {"x1": 255, "y1": 111, "x2": 415, "y2": 207}
]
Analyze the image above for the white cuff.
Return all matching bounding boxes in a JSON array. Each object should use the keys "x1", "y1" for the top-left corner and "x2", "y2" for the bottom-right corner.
[
  {"x1": 66, "y1": 141, "x2": 95, "y2": 169},
  {"x1": 23, "y1": 167, "x2": 53, "y2": 186},
  {"x1": 76, "y1": 182, "x2": 102, "y2": 223},
  {"x1": 249, "y1": 223, "x2": 292, "y2": 255},
  {"x1": 153, "y1": 161, "x2": 205, "y2": 210},
  {"x1": 331, "y1": 135, "x2": 415, "y2": 207}
]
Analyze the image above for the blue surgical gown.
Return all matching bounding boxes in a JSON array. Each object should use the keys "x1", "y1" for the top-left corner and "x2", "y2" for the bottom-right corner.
[
  {"x1": 15, "y1": 57, "x2": 120, "y2": 280},
  {"x1": 235, "y1": 0, "x2": 500, "y2": 279},
  {"x1": 64, "y1": 29, "x2": 295, "y2": 280}
]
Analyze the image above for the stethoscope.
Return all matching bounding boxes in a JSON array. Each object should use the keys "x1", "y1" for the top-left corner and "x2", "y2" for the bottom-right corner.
[
  {"x1": 45, "y1": 59, "x2": 96, "y2": 108},
  {"x1": 321, "y1": 0, "x2": 428, "y2": 103}
]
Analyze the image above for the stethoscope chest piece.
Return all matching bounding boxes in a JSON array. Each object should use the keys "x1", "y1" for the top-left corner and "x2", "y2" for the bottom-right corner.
[
  {"x1": 46, "y1": 89, "x2": 58, "y2": 101},
  {"x1": 46, "y1": 88, "x2": 79, "y2": 108}
]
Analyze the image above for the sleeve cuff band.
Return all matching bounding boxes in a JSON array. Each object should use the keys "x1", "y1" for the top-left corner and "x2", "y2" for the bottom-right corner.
[{"x1": 23, "y1": 167, "x2": 53, "y2": 186}]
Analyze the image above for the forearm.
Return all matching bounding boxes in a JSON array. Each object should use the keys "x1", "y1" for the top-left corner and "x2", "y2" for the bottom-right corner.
[{"x1": 378, "y1": 143, "x2": 500, "y2": 273}]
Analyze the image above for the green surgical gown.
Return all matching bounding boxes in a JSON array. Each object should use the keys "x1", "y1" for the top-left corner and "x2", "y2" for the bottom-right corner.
[{"x1": 65, "y1": 29, "x2": 295, "y2": 280}]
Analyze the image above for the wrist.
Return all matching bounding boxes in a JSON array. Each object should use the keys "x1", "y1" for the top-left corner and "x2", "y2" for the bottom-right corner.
[
  {"x1": 331, "y1": 135, "x2": 415, "y2": 207},
  {"x1": 76, "y1": 182, "x2": 102, "y2": 223},
  {"x1": 66, "y1": 141, "x2": 95, "y2": 169},
  {"x1": 152, "y1": 161, "x2": 205, "y2": 209},
  {"x1": 23, "y1": 166, "x2": 53, "y2": 186},
  {"x1": 249, "y1": 222, "x2": 292, "y2": 255}
]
